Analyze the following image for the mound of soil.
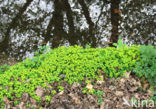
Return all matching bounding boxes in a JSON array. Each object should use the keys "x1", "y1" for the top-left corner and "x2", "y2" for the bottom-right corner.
[{"x1": 3, "y1": 72, "x2": 155, "y2": 109}]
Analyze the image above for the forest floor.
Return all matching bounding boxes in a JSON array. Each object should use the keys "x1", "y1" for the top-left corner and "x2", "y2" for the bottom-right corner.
[
  {"x1": 0, "y1": 49, "x2": 155, "y2": 109},
  {"x1": 3, "y1": 71, "x2": 155, "y2": 109}
]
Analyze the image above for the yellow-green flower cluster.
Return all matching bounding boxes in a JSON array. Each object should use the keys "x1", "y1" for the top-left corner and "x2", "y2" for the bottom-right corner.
[{"x1": 0, "y1": 45, "x2": 140, "y2": 107}]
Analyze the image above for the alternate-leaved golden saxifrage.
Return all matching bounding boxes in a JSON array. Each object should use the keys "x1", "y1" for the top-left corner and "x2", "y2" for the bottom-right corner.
[{"x1": 1, "y1": 44, "x2": 155, "y2": 107}]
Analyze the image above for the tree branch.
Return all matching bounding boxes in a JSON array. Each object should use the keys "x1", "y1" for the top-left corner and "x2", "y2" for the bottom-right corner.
[
  {"x1": 95, "y1": 1, "x2": 105, "y2": 29},
  {"x1": 78, "y1": 0, "x2": 96, "y2": 47},
  {"x1": 0, "y1": 0, "x2": 33, "y2": 52},
  {"x1": 63, "y1": 0, "x2": 77, "y2": 45}
]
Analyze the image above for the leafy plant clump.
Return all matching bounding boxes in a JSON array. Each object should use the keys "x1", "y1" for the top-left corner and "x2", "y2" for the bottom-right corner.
[
  {"x1": 133, "y1": 45, "x2": 156, "y2": 86},
  {"x1": 0, "y1": 64, "x2": 10, "y2": 74},
  {"x1": 113, "y1": 39, "x2": 127, "y2": 49},
  {"x1": 0, "y1": 44, "x2": 140, "y2": 107},
  {"x1": 94, "y1": 90, "x2": 104, "y2": 105}
]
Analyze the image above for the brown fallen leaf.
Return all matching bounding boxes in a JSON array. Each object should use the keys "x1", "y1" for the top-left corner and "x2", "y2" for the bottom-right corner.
[
  {"x1": 120, "y1": 78, "x2": 126, "y2": 83},
  {"x1": 115, "y1": 91, "x2": 124, "y2": 96},
  {"x1": 142, "y1": 80, "x2": 150, "y2": 90},
  {"x1": 57, "y1": 91, "x2": 64, "y2": 96},
  {"x1": 21, "y1": 92, "x2": 29, "y2": 102},
  {"x1": 86, "y1": 84, "x2": 93, "y2": 90},
  {"x1": 105, "y1": 89, "x2": 111, "y2": 93},
  {"x1": 69, "y1": 93, "x2": 81, "y2": 104},
  {"x1": 30, "y1": 98, "x2": 37, "y2": 104},
  {"x1": 3, "y1": 97, "x2": 10, "y2": 104},
  {"x1": 72, "y1": 82, "x2": 80, "y2": 89},
  {"x1": 100, "y1": 102, "x2": 104, "y2": 109},
  {"x1": 129, "y1": 86, "x2": 138, "y2": 92},
  {"x1": 35, "y1": 86, "x2": 44, "y2": 97},
  {"x1": 109, "y1": 85, "x2": 116, "y2": 91},
  {"x1": 134, "y1": 93, "x2": 139, "y2": 99},
  {"x1": 17, "y1": 102, "x2": 24, "y2": 109},
  {"x1": 147, "y1": 89, "x2": 153, "y2": 96},
  {"x1": 97, "y1": 80, "x2": 104, "y2": 84}
]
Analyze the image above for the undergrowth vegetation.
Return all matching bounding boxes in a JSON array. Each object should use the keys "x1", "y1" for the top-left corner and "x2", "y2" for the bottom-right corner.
[
  {"x1": 133, "y1": 45, "x2": 156, "y2": 86},
  {"x1": 0, "y1": 41, "x2": 155, "y2": 107},
  {"x1": 0, "y1": 64, "x2": 10, "y2": 74}
]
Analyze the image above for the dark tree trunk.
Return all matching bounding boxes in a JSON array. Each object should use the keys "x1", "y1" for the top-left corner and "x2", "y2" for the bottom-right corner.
[
  {"x1": 63, "y1": 0, "x2": 77, "y2": 45},
  {"x1": 44, "y1": 0, "x2": 69, "y2": 48},
  {"x1": 78, "y1": 0, "x2": 96, "y2": 47},
  {"x1": 0, "y1": 0, "x2": 33, "y2": 53},
  {"x1": 52, "y1": 0, "x2": 66, "y2": 48},
  {"x1": 110, "y1": 0, "x2": 121, "y2": 46}
]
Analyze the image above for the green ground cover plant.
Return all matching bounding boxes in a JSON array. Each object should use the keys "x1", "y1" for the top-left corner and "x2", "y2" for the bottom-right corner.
[
  {"x1": 133, "y1": 45, "x2": 156, "y2": 86},
  {"x1": 133, "y1": 45, "x2": 156, "y2": 104},
  {"x1": 0, "y1": 64, "x2": 10, "y2": 74},
  {"x1": 0, "y1": 42, "x2": 155, "y2": 107},
  {"x1": 94, "y1": 90, "x2": 104, "y2": 105}
]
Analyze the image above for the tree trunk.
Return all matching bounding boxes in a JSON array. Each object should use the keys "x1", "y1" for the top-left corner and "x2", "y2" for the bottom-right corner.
[
  {"x1": 110, "y1": 0, "x2": 121, "y2": 46},
  {"x1": 78, "y1": 0, "x2": 96, "y2": 47},
  {"x1": 63, "y1": 0, "x2": 77, "y2": 45},
  {"x1": 52, "y1": 0, "x2": 66, "y2": 48},
  {"x1": 0, "y1": 0, "x2": 33, "y2": 53}
]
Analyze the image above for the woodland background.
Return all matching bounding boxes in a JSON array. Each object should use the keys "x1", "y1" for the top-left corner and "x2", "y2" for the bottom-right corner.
[{"x1": 0, "y1": 0, "x2": 155, "y2": 60}]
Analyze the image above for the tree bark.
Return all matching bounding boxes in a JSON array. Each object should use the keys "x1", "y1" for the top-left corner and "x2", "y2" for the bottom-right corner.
[
  {"x1": 63, "y1": 0, "x2": 77, "y2": 45},
  {"x1": 109, "y1": 0, "x2": 121, "y2": 46},
  {"x1": 78, "y1": 0, "x2": 96, "y2": 47},
  {"x1": 0, "y1": 0, "x2": 33, "y2": 53},
  {"x1": 51, "y1": 0, "x2": 66, "y2": 48}
]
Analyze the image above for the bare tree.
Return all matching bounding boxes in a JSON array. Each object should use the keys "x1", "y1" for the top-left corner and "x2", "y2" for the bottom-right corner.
[
  {"x1": 0, "y1": 0, "x2": 33, "y2": 53},
  {"x1": 78, "y1": 0, "x2": 96, "y2": 47},
  {"x1": 63, "y1": 0, "x2": 77, "y2": 45}
]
